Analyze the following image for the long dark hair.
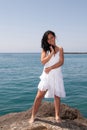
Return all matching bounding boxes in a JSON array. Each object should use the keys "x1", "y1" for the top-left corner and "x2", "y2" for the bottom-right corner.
[{"x1": 41, "y1": 30, "x2": 56, "y2": 52}]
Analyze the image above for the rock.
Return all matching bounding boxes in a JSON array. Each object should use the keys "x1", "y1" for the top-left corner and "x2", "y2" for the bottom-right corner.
[{"x1": 0, "y1": 101, "x2": 87, "y2": 130}]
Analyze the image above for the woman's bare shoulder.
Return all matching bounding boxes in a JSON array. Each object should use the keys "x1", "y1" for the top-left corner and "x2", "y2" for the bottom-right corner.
[
  {"x1": 41, "y1": 49, "x2": 46, "y2": 53},
  {"x1": 41, "y1": 49, "x2": 47, "y2": 56},
  {"x1": 56, "y1": 45, "x2": 63, "y2": 51}
]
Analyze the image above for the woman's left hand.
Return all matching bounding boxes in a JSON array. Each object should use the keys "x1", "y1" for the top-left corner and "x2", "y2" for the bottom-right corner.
[{"x1": 45, "y1": 67, "x2": 52, "y2": 74}]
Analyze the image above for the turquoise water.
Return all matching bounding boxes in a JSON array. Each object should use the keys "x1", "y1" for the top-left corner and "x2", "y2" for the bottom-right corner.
[{"x1": 0, "y1": 53, "x2": 87, "y2": 117}]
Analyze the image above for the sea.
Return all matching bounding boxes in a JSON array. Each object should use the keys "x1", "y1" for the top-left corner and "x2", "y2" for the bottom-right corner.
[{"x1": 0, "y1": 53, "x2": 87, "y2": 118}]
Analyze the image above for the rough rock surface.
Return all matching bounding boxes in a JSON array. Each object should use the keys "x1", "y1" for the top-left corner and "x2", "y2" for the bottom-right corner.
[{"x1": 0, "y1": 101, "x2": 87, "y2": 130}]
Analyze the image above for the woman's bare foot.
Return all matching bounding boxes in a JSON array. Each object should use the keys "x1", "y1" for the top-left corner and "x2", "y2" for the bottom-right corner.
[
  {"x1": 55, "y1": 116, "x2": 62, "y2": 123},
  {"x1": 29, "y1": 117, "x2": 34, "y2": 124}
]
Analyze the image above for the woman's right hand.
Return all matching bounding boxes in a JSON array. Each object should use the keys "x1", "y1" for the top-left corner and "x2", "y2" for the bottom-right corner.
[
  {"x1": 41, "y1": 47, "x2": 54, "y2": 65},
  {"x1": 50, "y1": 46, "x2": 55, "y2": 55}
]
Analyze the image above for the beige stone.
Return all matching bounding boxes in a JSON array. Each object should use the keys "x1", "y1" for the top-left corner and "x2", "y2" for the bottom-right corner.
[{"x1": 0, "y1": 102, "x2": 87, "y2": 130}]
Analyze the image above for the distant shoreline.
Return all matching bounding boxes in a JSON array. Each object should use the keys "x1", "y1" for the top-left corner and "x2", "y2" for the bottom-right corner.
[
  {"x1": 64, "y1": 52, "x2": 87, "y2": 54},
  {"x1": 0, "y1": 52, "x2": 87, "y2": 54}
]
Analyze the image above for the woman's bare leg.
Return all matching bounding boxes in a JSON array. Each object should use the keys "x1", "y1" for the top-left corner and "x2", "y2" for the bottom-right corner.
[
  {"x1": 29, "y1": 90, "x2": 47, "y2": 123},
  {"x1": 54, "y1": 95, "x2": 61, "y2": 122}
]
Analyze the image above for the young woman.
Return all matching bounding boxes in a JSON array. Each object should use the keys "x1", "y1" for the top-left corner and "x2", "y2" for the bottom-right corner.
[{"x1": 29, "y1": 30, "x2": 66, "y2": 123}]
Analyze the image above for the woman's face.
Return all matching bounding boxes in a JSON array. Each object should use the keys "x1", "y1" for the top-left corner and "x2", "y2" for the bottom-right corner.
[{"x1": 47, "y1": 33, "x2": 55, "y2": 46}]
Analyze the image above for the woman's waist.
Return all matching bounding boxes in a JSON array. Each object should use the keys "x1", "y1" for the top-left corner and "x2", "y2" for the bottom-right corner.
[
  {"x1": 44, "y1": 65, "x2": 61, "y2": 70},
  {"x1": 40, "y1": 68, "x2": 62, "y2": 80},
  {"x1": 42, "y1": 67, "x2": 62, "y2": 76}
]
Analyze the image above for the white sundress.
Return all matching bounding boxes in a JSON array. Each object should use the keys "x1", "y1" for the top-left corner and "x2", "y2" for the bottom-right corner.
[{"x1": 38, "y1": 51, "x2": 66, "y2": 98}]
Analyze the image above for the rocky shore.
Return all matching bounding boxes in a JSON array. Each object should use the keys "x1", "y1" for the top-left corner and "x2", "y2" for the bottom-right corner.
[{"x1": 0, "y1": 101, "x2": 87, "y2": 130}]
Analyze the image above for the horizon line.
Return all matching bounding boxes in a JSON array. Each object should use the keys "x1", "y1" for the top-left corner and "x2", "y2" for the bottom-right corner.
[{"x1": 0, "y1": 52, "x2": 87, "y2": 54}]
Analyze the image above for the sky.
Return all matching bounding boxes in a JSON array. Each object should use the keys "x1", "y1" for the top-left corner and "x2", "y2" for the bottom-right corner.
[{"x1": 0, "y1": 0, "x2": 87, "y2": 53}]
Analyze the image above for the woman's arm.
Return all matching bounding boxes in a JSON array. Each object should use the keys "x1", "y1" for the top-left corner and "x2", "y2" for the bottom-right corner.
[
  {"x1": 45, "y1": 47, "x2": 64, "y2": 73},
  {"x1": 41, "y1": 46, "x2": 54, "y2": 64}
]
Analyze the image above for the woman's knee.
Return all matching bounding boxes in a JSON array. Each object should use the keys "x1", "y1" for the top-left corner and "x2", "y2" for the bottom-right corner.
[
  {"x1": 36, "y1": 95, "x2": 43, "y2": 101},
  {"x1": 36, "y1": 90, "x2": 45, "y2": 100}
]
